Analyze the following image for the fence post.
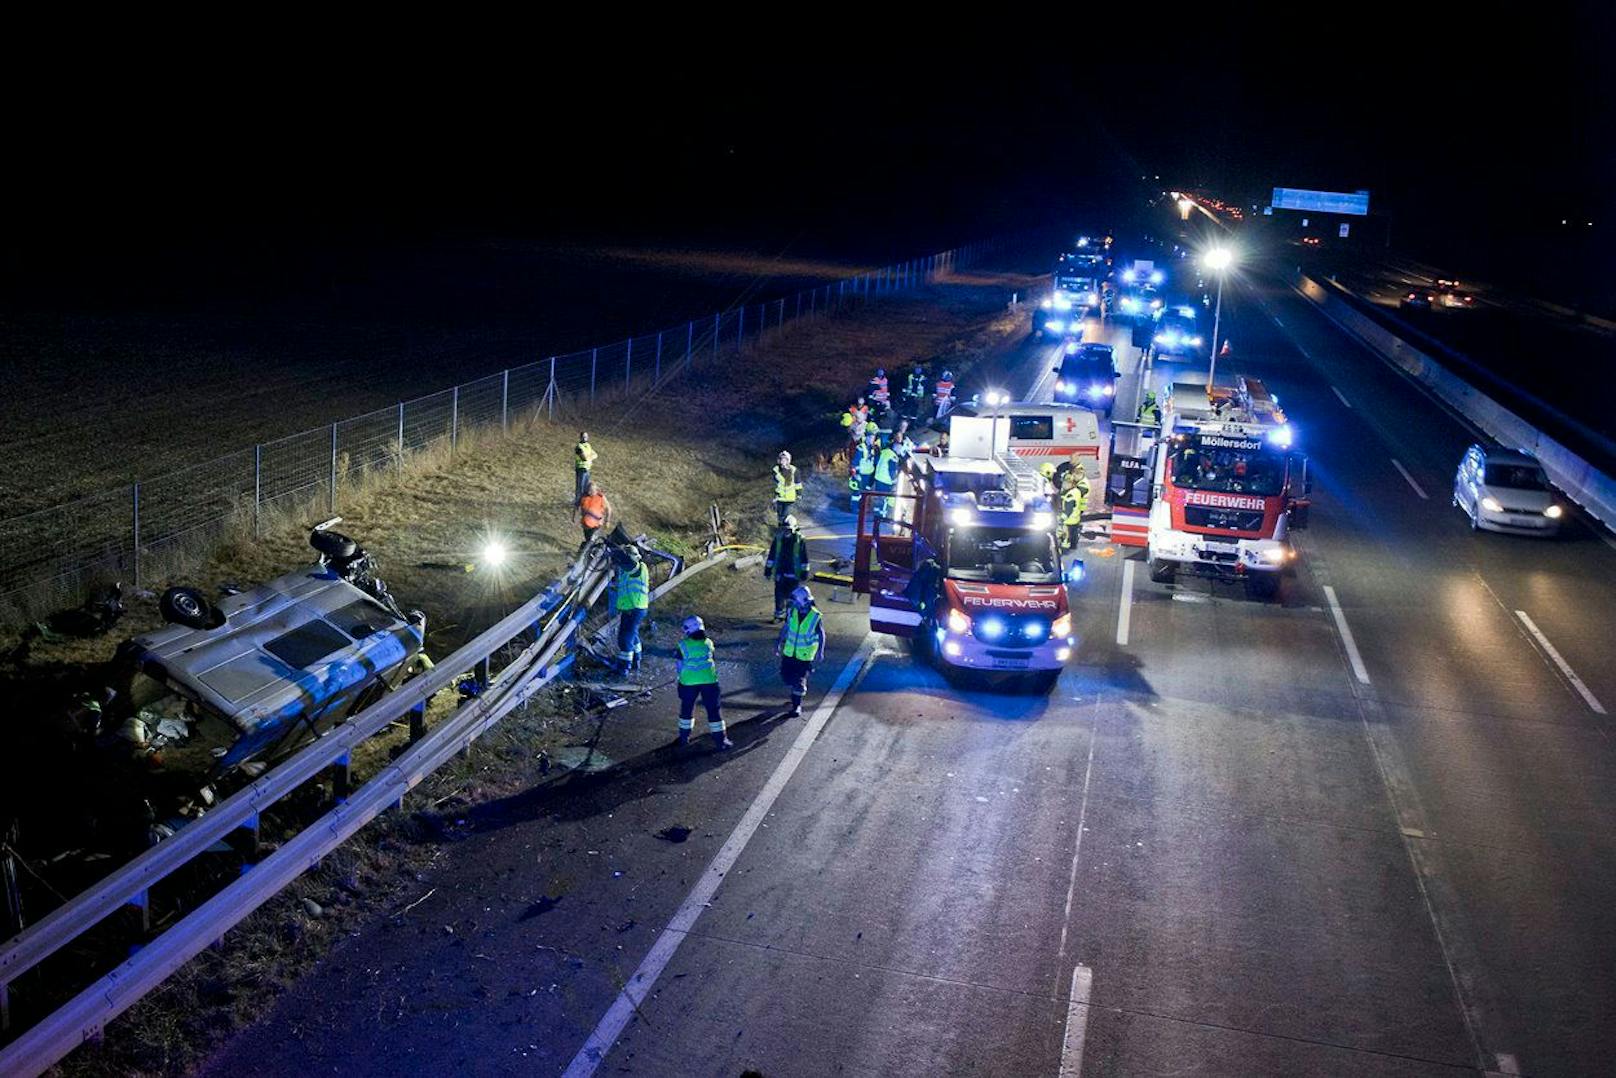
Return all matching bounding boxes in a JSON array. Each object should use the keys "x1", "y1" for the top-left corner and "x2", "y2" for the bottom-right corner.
[
  {"x1": 778, "y1": 297, "x2": 785, "y2": 328},
  {"x1": 625, "y1": 337, "x2": 633, "y2": 391},
  {"x1": 501, "y1": 369, "x2": 510, "y2": 432},
  {"x1": 397, "y1": 402, "x2": 405, "y2": 476},
  {"x1": 655, "y1": 331, "x2": 663, "y2": 381},
  {"x1": 796, "y1": 292, "x2": 802, "y2": 319},
  {"x1": 253, "y1": 444, "x2": 262, "y2": 538},
  {"x1": 451, "y1": 385, "x2": 459, "y2": 455},
  {"x1": 330, "y1": 422, "x2": 338, "y2": 512},
  {"x1": 548, "y1": 356, "x2": 558, "y2": 420},
  {"x1": 738, "y1": 305, "x2": 745, "y2": 351},
  {"x1": 590, "y1": 348, "x2": 598, "y2": 403},
  {"x1": 131, "y1": 482, "x2": 141, "y2": 588},
  {"x1": 810, "y1": 288, "x2": 816, "y2": 316}
]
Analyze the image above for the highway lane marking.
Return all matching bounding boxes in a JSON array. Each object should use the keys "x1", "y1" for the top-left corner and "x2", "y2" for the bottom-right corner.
[
  {"x1": 1330, "y1": 385, "x2": 1353, "y2": 409},
  {"x1": 1323, "y1": 585, "x2": 1371, "y2": 684},
  {"x1": 561, "y1": 632, "x2": 881, "y2": 1077},
  {"x1": 1390, "y1": 458, "x2": 1429, "y2": 500},
  {"x1": 1056, "y1": 704, "x2": 1099, "y2": 961},
  {"x1": 1116, "y1": 559, "x2": 1135, "y2": 645},
  {"x1": 1514, "y1": 611, "x2": 1607, "y2": 715},
  {"x1": 1058, "y1": 964, "x2": 1094, "y2": 1078}
]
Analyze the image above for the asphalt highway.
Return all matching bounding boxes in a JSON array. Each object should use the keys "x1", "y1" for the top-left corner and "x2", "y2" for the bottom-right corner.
[{"x1": 203, "y1": 270, "x2": 1616, "y2": 1077}]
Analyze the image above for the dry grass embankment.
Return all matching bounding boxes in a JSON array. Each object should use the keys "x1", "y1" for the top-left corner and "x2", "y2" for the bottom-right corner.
[{"x1": 15, "y1": 269, "x2": 1033, "y2": 1077}]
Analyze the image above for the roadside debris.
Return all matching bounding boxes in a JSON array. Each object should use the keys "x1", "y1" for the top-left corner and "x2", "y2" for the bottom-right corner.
[{"x1": 654, "y1": 825, "x2": 692, "y2": 844}]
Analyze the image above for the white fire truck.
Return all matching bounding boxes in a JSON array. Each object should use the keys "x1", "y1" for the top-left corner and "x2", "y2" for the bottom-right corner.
[
  {"x1": 852, "y1": 416, "x2": 1082, "y2": 692},
  {"x1": 1114, "y1": 375, "x2": 1310, "y2": 600}
]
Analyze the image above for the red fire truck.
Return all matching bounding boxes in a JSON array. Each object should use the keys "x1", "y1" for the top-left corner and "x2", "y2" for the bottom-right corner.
[
  {"x1": 1113, "y1": 375, "x2": 1310, "y2": 600},
  {"x1": 852, "y1": 417, "x2": 1081, "y2": 692}
]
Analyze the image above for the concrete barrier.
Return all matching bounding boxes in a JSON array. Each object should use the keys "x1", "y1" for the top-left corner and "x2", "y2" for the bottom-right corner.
[{"x1": 1291, "y1": 270, "x2": 1616, "y2": 535}]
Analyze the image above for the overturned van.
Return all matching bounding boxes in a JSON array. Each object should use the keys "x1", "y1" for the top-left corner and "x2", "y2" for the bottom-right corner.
[{"x1": 115, "y1": 524, "x2": 425, "y2": 773}]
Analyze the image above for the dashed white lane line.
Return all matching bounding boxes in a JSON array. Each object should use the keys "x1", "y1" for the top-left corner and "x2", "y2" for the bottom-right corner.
[
  {"x1": 1515, "y1": 611, "x2": 1608, "y2": 715},
  {"x1": 1058, "y1": 964, "x2": 1094, "y2": 1078},
  {"x1": 1323, "y1": 585, "x2": 1372, "y2": 685},
  {"x1": 1390, "y1": 458, "x2": 1429, "y2": 500},
  {"x1": 1330, "y1": 385, "x2": 1353, "y2": 409},
  {"x1": 1116, "y1": 559, "x2": 1135, "y2": 646},
  {"x1": 561, "y1": 633, "x2": 881, "y2": 1077}
]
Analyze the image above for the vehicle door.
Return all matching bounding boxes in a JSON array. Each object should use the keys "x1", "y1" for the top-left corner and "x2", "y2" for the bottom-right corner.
[
  {"x1": 1106, "y1": 450, "x2": 1154, "y2": 547},
  {"x1": 853, "y1": 490, "x2": 921, "y2": 638}
]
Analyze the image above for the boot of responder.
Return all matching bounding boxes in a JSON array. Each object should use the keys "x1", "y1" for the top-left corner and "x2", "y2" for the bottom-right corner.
[
  {"x1": 788, "y1": 694, "x2": 803, "y2": 718},
  {"x1": 711, "y1": 731, "x2": 734, "y2": 751},
  {"x1": 676, "y1": 728, "x2": 690, "y2": 747}
]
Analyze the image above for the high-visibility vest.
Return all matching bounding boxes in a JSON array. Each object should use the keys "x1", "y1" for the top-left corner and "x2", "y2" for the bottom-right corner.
[
  {"x1": 934, "y1": 379, "x2": 954, "y2": 404},
  {"x1": 579, "y1": 493, "x2": 607, "y2": 528},
  {"x1": 773, "y1": 464, "x2": 801, "y2": 502},
  {"x1": 854, "y1": 445, "x2": 876, "y2": 475},
  {"x1": 906, "y1": 373, "x2": 925, "y2": 396},
  {"x1": 615, "y1": 562, "x2": 649, "y2": 611},
  {"x1": 781, "y1": 606, "x2": 823, "y2": 661},
  {"x1": 677, "y1": 637, "x2": 718, "y2": 685},
  {"x1": 841, "y1": 409, "x2": 856, "y2": 428},
  {"x1": 1062, "y1": 487, "x2": 1085, "y2": 525},
  {"x1": 575, "y1": 442, "x2": 597, "y2": 470},
  {"x1": 875, "y1": 448, "x2": 899, "y2": 485}
]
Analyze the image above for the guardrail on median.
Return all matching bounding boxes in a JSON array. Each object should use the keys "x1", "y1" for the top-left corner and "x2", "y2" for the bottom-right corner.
[
  {"x1": 1290, "y1": 270, "x2": 1616, "y2": 535},
  {"x1": 0, "y1": 544, "x2": 727, "y2": 1077}
]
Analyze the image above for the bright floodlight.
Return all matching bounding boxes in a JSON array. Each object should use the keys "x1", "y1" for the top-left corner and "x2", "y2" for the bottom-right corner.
[
  {"x1": 481, "y1": 538, "x2": 510, "y2": 568},
  {"x1": 986, "y1": 390, "x2": 1008, "y2": 406},
  {"x1": 1204, "y1": 247, "x2": 1234, "y2": 272}
]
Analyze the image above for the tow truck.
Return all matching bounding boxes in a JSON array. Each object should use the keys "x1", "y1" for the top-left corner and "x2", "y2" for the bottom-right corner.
[
  {"x1": 853, "y1": 416, "x2": 1081, "y2": 692},
  {"x1": 1119, "y1": 375, "x2": 1311, "y2": 600}
]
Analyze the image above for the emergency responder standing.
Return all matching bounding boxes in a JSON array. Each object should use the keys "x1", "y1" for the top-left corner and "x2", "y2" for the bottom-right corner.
[
  {"x1": 1060, "y1": 468, "x2": 1089, "y2": 549},
  {"x1": 1138, "y1": 389, "x2": 1161, "y2": 427},
  {"x1": 612, "y1": 546, "x2": 650, "y2": 673},
  {"x1": 772, "y1": 451, "x2": 803, "y2": 526},
  {"x1": 675, "y1": 615, "x2": 732, "y2": 750},
  {"x1": 902, "y1": 366, "x2": 927, "y2": 420},
  {"x1": 891, "y1": 420, "x2": 916, "y2": 464},
  {"x1": 867, "y1": 368, "x2": 890, "y2": 416},
  {"x1": 841, "y1": 397, "x2": 869, "y2": 444},
  {"x1": 1039, "y1": 460, "x2": 1057, "y2": 498},
  {"x1": 765, "y1": 515, "x2": 811, "y2": 621},
  {"x1": 574, "y1": 432, "x2": 597, "y2": 502},
  {"x1": 850, "y1": 431, "x2": 877, "y2": 511},
  {"x1": 933, "y1": 370, "x2": 956, "y2": 419},
  {"x1": 776, "y1": 585, "x2": 826, "y2": 718},
  {"x1": 574, "y1": 482, "x2": 612, "y2": 547},
  {"x1": 872, "y1": 438, "x2": 901, "y2": 516}
]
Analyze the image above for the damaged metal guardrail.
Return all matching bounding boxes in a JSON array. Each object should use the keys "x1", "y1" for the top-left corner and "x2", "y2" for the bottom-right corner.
[{"x1": 0, "y1": 543, "x2": 726, "y2": 1077}]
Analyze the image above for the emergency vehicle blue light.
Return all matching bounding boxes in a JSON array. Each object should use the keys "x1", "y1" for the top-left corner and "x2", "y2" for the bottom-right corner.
[
  {"x1": 1066, "y1": 561, "x2": 1086, "y2": 584},
  {"x1": 977, "y1": 616, "x2": 1006, "y2": 640},
  {"x1": 1267, "y1": 424, "x2": 1294, "y2": 449},
  {"x1": 1046, "y1": 320, "x2": 1066, "y2": 334},
  {"x1": 1024, "y1": 620, "x2": 1047, "y2": 640},
  {"x1": 1150, "y1": 271, "x2": 1164, "y2": 284}
]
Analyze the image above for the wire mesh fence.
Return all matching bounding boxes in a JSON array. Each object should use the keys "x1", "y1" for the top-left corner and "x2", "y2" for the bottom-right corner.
[{"x1": 0, "y1": 240, "x2": 1002, "y2": 622}]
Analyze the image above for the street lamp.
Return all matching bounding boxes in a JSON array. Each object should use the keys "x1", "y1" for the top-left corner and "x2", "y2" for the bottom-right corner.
[
  {"x1": 1203, "y1": 247, "x2": 1235, "y2": 389},
  {"x1": 985, "y1": 390, "x2": 1008, "y2": 457}
]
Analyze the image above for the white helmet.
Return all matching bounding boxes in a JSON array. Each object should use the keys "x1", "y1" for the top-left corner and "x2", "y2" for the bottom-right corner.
[
  {"x1": 790, "y1": 585, "x2": 814, "y2": 606},
  {"x1": 682, "y1": 615, "x2": 705, "y2": 634},
  {"x1": 777, "y1": 450, "x2": 792, "y2": 465},
  {"x1": 784, "y1": 514, "x2": 798, "y2": 529}
]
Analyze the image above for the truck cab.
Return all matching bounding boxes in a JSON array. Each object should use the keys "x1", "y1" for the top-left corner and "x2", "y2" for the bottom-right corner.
[{"x1": 852, "y1": 417, "x2": 1080, "y2": 692}]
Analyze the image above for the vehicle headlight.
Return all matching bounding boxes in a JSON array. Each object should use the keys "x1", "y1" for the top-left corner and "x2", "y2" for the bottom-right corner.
[
  {"x1": 1481, "y1": 496, "x2": 1504, "y2": 513},
  {"x1": 1053, "y1": 294, "x2": 1072, "y2": 310},
  {"x1": 1051, "y1": 613, "x2": 1073, "y2": 637},
  {"x1": 1261, "y1": 547, "x2": 1288, "y2": 564},
  {"x1": 1046, "y1": 320, "x2": 1066, "y2": 334},
  {"x1": 1031, "y1": 511, "x2": 1053, "y2": 529},
  {"x1": 947, "y1": 607, "x2": 971, "y2": 634},
  {"x1": 1544, "y1": 504, "x2": 1563, "y2": 519},
  {"x1": 1121, "y1": 298, "x2": 1139, "y2": 311},
  {"x1": 1154, "y1": 333, "x2": 1168, "y2": 343},
  {"x1": 1056, "y1": 380, "x2": 1069, "y2": 393},
  {"x1": 1023, "y1": 620, "x2": 1047, "y2": 640},
  {"x1": 1040, "y1": 299, "x2": 1052, "y2": 310},
  {"x1": 950, "y1": 508, "x2": 976, "y2": 527},
  {"x1": 1187, "y1": 336, "x2": 1203, "y2": 346},
  {"x1": 1085, "y1": 292, "x2": 1098, "y2": 304},
  {"x1": 1103, "y1": 384, "x2": 1114, "y2": 396}
]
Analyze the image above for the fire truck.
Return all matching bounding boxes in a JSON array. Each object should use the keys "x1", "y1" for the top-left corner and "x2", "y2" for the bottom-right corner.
[
  {"x1": 852, "y1": 416, "x2": 1081, "y2": 692},
  {"x1": 1112, "y1": 375, "x2": 1310, "y2": 600}
]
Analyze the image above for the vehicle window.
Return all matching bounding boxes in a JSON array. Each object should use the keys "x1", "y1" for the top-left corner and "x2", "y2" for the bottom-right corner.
[
  {"x1": 1485, "y1": 464, "x2": 1548, "y2": 490},
  {"x1": 946, "y1": 527, "x2": 1060, "y2": 584},
  {"x1": 1010, "y1": 415, "x2": 1054, "y2": 440},
  {"x1": 328, "y1": 597, "x2": 389, "y2": 640},
  {"x1": 264, "y1": 619, "x2": 354, "y2": 669},
  {"x1": 1170, "y1": 442, "x2": 1286, "y2": 496}
]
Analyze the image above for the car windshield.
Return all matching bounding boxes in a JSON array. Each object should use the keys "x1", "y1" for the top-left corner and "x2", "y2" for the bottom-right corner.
[
  {"x1": 1060, "y1": 358, "x2": 1112, "y2": 380},
  {"x1": 947, "y1": 526, "x2": 1061, "y2": 584},
  {"x1": 1160, "y1": 315, "x2": 1196, "y2": 334},
  {"x1": 1170, "y1": 442, "x2": 1286, "y2": 496},
  {"x1": 1485, "y1": 464, "x2": 1548, "y2": 490}
]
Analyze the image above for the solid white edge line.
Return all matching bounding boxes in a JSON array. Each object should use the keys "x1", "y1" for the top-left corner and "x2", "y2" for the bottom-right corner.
[
  {"x1": 1058, "y1": 964, "x2": 1094, "y2": 1078},
  {"x1": 1514, "y1": 611, "x2": 1607, "y2": 715},
  {"x1": 1323, "y1": 585, "x2": 1372, "y2": 685},
  {"x1": 1330, "y1": 385, "x2": 1353, "y2": 409},
  {"x1": 1390, "y1": 458, "x2": 1430, "y2": 500},
  {"x1": 561, "y1": 632, "x2": 881, "y2": 1077},
  {"x1": 1116, "y1": 559, "x2": 1135, "y2": 646}
]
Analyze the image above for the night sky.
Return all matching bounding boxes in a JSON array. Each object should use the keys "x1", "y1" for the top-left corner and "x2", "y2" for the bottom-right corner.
[{"x1": 3, "y1": 11, "x2": 1610, "y2": 290}]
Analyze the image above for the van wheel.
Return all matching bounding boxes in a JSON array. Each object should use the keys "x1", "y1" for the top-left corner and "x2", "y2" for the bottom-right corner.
[
  {"x1": 160, "y1": 586, "x2": 221, "y2": 630},
  {"x1": 1147, "y1": 554, "x2": 1175, "y2": 583}
]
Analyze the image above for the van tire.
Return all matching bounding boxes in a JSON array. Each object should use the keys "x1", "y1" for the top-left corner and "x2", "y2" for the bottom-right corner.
[
  {"x1": 160, "y1": 586, "x2": 222, "y2": 630},
  {"x1": 1147, "y1": 554, "x2": 1175, "y2": 584},
  {"x1": 1245, "y1": 574, "x2": 1280, "y2": 601}
]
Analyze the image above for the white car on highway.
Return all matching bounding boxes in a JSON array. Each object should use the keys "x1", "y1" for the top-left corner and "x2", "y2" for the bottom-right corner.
[{"x1": 1453, "y1": 445, "x2": 1563, "y2": 535}]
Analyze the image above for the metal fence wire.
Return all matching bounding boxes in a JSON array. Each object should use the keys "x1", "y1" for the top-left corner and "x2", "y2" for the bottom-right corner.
[{"x1": 0, "y1": 241, "x2": 1001, "y2": 621}]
